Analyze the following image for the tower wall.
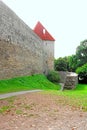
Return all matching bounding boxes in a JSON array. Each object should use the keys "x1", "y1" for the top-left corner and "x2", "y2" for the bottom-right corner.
[{"x1": 43, "y1": 41, "x2": 54, "y2": 75}]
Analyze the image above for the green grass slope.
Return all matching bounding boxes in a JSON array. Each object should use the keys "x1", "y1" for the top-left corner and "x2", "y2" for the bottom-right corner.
[
  {"x1": 0, "y1": 74, "x2": 60, "y2": 94},
  {"x1": 0, "y1": 74, "x2": 87, "y2": 111}
]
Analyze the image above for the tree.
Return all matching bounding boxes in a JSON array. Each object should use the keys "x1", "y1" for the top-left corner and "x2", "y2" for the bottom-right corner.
[
  {"x1": 54, "y1": 57, "x2": 68, "y2": 71},
  {"x1": 68, "y1": 55, "x2": 78, "y2": 72},
  {"x1": 55, "y1": 39, "x2": 87, "y2": 73},
  {"x1": 76, "y1": 39, "x2": 87, "y2": 67}
]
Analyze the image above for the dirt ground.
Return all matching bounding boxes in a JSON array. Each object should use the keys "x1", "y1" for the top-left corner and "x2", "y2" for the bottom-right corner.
[{"x1": 0, "y1": 92, "x2": 87, "y2": 130}]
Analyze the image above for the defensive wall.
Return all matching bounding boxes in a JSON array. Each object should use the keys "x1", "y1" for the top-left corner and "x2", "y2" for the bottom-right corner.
[{"x1": 0, "y1": 1, "x2": 54, "y2": 79}]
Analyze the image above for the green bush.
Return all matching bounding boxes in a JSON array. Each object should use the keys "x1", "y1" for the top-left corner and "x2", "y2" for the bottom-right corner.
[
  {"x1": 47, "y1": 70, "x2": 60, "y2": 83},
  {"x1": 76, "y1": 63, "x2": 87, "y2": 82}
]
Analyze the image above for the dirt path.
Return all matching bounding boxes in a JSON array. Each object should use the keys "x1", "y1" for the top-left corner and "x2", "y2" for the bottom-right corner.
[{"x1": 0, "y1": 92, "x2": 87, "y2": 130}]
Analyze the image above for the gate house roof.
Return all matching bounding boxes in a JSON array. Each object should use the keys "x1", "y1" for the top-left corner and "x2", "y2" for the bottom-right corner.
[{"x1": 33, "y1": 22, "x2": 55, "y2": 41}]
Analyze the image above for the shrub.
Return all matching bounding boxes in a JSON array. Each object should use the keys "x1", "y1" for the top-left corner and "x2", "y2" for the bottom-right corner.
[
  {"x1": 47, "y1": 70, "x2": 60, "y2": 83},
  {"x1": 76, "y1": 63, "x2": 87, "y2": 83}
]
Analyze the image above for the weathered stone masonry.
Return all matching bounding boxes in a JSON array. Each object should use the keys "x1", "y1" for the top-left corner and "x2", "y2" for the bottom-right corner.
[{"x1": 0, "y1": 1, "x2": 55, "y2": 79}]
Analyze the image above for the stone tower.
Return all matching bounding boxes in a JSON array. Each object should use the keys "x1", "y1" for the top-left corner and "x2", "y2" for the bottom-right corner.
[
  {"x1": 0, "y1": 1, "x2": 55, "y2": 79},
  {"x1": 34, "y1": 22, "x2": 55, "y2": 75}
]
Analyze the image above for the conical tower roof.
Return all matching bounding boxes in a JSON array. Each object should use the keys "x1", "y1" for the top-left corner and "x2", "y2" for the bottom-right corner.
[{"x1": 34, "y1": 21, "x2": 55, "y2": 41}]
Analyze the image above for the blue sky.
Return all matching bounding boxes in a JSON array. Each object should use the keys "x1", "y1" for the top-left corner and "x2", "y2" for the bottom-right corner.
[{"x1": 3, "y1": 0, "x2": 87, "y2": 58}]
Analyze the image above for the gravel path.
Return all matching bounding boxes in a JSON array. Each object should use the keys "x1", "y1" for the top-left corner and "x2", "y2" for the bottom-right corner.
[
  {"x1": 0, "y1": 92, "x2": 87, "y2": 130},
  {"x1": 0, "y1": 90, "x2": 42, "y2": 99}
]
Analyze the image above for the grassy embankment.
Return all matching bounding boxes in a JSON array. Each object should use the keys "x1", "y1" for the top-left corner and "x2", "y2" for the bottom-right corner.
[
  {"x1": 0, "y1": 74, "x2": 87, "y2": 111},
  {"x1": 0, "y1": 74, "x2": 60, "y2": 94}
]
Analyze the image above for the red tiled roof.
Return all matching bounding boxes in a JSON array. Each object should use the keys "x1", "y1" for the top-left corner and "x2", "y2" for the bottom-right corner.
[{"x1": 33, "y1": 21, "x2": 55, "y2": 41}]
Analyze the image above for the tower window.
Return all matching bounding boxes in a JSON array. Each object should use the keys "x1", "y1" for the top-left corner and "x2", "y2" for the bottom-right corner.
[{"x1": 43, "y1": 29, "x2": 46, "y2": 34}]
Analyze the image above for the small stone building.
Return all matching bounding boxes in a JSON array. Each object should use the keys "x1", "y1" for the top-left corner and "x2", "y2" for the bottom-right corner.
[{"x1": 0, "y1": 1, "x2": 55, "y2": 79}]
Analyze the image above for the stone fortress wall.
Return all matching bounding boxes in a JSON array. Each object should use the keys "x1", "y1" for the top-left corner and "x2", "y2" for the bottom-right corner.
[{"x1": 0, "y1": 1, "x2": 54, "y2": 79}]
